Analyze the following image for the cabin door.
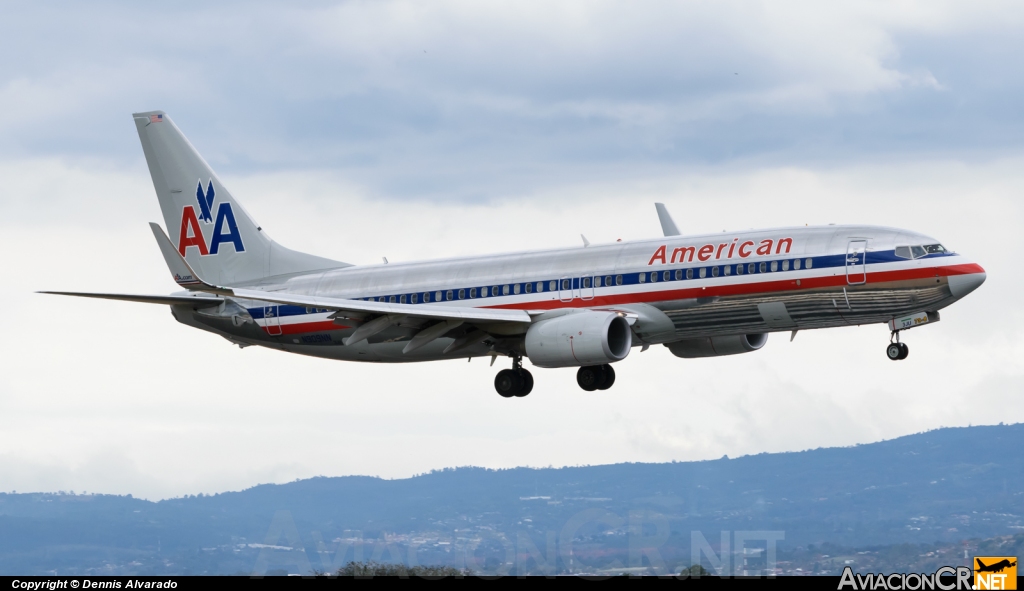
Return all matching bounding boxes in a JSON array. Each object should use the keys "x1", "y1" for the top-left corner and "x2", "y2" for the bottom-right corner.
[
  {"x1": 263, "y1": 305, "x2": 283, "y2": 336},
  {"x1": 846, "y1": 240, "x2": 867, "y2": 285}
]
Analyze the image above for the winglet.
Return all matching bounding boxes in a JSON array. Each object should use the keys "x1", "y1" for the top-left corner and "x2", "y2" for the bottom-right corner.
[
  {"x1": 149, "y1": 222, "x2": 231, "y2": 294},
  {"x1": 655, "y1": 203, "x2": 680, "y2": 236}
]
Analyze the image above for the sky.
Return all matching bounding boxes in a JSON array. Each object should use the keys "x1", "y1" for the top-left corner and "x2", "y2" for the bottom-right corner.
[{"x1": 1, "y1": 1, "x2": 1022, "y2": 500}]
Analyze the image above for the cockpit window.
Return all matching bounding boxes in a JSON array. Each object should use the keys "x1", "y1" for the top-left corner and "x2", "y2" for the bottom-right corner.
[{"x1": 896, "y1": 243, "x2": 947, "y2": 259}]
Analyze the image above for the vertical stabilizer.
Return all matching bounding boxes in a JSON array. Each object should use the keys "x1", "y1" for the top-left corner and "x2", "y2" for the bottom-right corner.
[{"x1": 132, "y1": 111, "x2": 348, "y2": 286}]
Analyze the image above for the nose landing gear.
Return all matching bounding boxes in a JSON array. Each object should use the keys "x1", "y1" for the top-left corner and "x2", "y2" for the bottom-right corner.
[
  {"x1": 886, "y1": 332, "x2": 909, "y2": 361},
  {"x1": 494, "y1": 355, "x2": 534, "y2": 398},
  {"x1": 577, "y1": 364, "x2": 616, "y2": 391}
]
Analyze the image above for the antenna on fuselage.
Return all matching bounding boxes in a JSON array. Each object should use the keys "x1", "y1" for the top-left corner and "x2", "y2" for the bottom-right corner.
[{"x1": 655, "y1": 203, "x2": 680, "y2": 236}]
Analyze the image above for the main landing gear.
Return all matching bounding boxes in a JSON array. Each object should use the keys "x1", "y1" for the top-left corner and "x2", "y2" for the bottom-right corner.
[
  {"x1": 886, "y1": 331, "x2": 909, "y2": 361},
  {"x1": 494, "y1": 355, "x2": 534, "y2": 398},
  {"x1": 577, "y1": 364, "x2": 616, "y2": 391}
]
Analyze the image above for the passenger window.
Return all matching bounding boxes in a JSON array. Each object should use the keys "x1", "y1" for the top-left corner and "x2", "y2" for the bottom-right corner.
[
  {"x1": 536, "y1": 282, "x2": 544, "y2": 293},
  {"x1": 711, "y1": 266, "x2": 719, "y2": 277},
  {"x1": 661, "y1": 271, "x2": 668, "y2": 281},
  {"x1": 446, "y1": 290, "x2": 453, "y2": 301},
  {"x1": 435, "y1": 291, "x2": 442, "y2": 302},
  {"x1": 514, "y1": 284, "x2": 521, "y2": 294},
  {"x1": 616, "y1": 275, "x2": 623, "y2": 285},
  {"x1": 748, "y1": 263, "x2": 756, "y2": 274},
  {"x1": 389, "y1": 295, "x2": 397, "y2": 303},
  {"x1": 759, "y1": 262, "x2": 766, "y2": 273},
  {"x1": 911, "y1": 245, "x2": 927, "y2": 258},
  {"x1": 650, "y1": 272, "x2": 658, "y2": 283},
  {"x1": 503, "y1": 285, "x2": 511, "y2": 295},
  {"x1": 469, "y1": 288, "x2": 476, "y2": 298},
  {"x1": 793, "y1": 259, "x2": 801, "y2": 270},
  {"x1": 724, "y1": 265, "x2": 731, "y2": 276},
  {"x1": 583, "y1": 277, "x2": 591, "y2": 288},
  {"x1": 736, "y1": 264, "x2": 744, "y2": 275},
  {"x1": 686, "y1": 268, "x2": 693, "y2": 279},
  {"x1": 782, "y1": 260, "x2": 789, "y2": 271},
  {"x1": 561, "y1": 279, "x2": 570, "y2": 290},
  {"x1": 699, "y1": 268, "x2": 706, "y2": 278},
  {"x1": 770, "y1": 261, "x2": 778, "y2": 272},
  {"x1": 458, "y1": 289, "x2": 465, "y2": 299},
  {"x1": 639, "y1": 273, "x2": 646, "y2": 283},
  {"x1": 525, "y1": 282, "x2": 532, "y2": 293},
  {"x1": 411, "y1": 293, "x2": 418, "y2": 304},
  {"x1": 674, "y1": 269, "x2": 682, "y2": 280},
  {"x1": 805, "y1": 258, "x2": 813, "y2": 269},
  {"x1": 400, "y1": 295, "x2": 407, "y2": 304},
  {"x1": 594, "y1": 277, "x2": 602, "y2": 287},
  {"x1": 306, "y1": 307, "x2": 313, "y2": 313},
  {"x1": 481, "y1": 286, "x2": 489, "y2": 297},
  {"x1": 924, "y1": 244, "x2": 946, "y2": 254}
]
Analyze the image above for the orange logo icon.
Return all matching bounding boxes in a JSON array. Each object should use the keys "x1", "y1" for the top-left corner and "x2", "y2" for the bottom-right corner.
[{"x1": 974, "y1": 557, "x2": 1017, "y2": 590}]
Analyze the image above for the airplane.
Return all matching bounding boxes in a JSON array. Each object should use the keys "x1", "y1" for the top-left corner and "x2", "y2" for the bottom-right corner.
[
  {"x1": 975, "y1": 558, "x2": 1016, "y2": 573},
  {"x1": 42, "y1": 111, "x2": 987, "y2": 398}
]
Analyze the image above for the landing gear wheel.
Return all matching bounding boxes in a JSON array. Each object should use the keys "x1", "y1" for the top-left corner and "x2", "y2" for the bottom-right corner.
[
  {"x1": 514, "y1": 369, "x2": 534, "y2": 397},
  {"x1": 886, "y1": 343, "x2": 902, "y2": 361},
  {"x1": 596, "y1": 364, "x2": 615, "y2": 390},
  {"x1": 576, "y1": 366, "x2": 602, "y2": 391},
  {"x1": 897, "y1": 342, "x2": 909, "y2": 360},
  {"x1": 494, "y1": 369, "x2": 522, "y2": 397},
  {"x1": 578, "y1": 365, "x2": 613, "y2": 391}
]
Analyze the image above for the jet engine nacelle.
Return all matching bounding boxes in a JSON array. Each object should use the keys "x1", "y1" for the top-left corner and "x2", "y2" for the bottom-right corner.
[
  {"x1": 665, "y1": 333, "x2": 768, "y2": 358},
  {"x1": 525, "y1": 311, "x2": 632, "y2": 368}
]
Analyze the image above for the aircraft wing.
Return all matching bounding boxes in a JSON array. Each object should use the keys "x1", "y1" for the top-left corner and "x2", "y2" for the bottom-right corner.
[
  {"x1": 38, "y1": 291, "x2": 223, "y2": 307},
  {"x1": 228, "y1": 288, "x2": 531, "y2": 324}
]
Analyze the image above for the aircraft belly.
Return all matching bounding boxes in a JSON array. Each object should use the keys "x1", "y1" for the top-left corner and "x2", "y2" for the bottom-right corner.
[{"x1": 656, "y1": 278, "x2": 954, "y2": 339}]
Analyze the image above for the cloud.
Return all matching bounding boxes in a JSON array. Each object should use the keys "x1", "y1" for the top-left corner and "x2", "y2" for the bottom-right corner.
[{"x1": 2, "y1": 1, "x2": 1024, "y2": 201}]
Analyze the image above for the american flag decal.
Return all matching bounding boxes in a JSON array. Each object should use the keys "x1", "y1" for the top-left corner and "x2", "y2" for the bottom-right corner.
[{"x1": 150, "y1": 114, "x2": 163, "y2": 123}]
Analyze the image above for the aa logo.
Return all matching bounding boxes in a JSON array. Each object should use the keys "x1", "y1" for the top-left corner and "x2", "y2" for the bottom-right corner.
[
  {"x1": 177, "y1": 179, "x2": 245, "y2": 257},
  {"x1": 975, "y1": 556, "x2": 1017, "y2": 590}
]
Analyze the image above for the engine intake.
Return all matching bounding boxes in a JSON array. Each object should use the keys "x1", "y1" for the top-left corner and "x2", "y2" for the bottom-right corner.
[
  {"x1": 525, "y1": 311, "x2": 632, "y2": 368},
  {"x1": 665, "y1": 333, "x2": 768, "y2": 358}
]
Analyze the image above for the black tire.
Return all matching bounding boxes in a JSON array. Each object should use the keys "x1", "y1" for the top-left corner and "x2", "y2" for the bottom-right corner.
[
  {"x1": 515, "y1": 369, "x2": 534, "y2": 397},
  {"x1": 886, "y1": 343, "x2": 902, "y2": 361},
  {"x1": 596, "y1": 364, "x2": 615, "y2": 390},
  {"x1": 494, "y1": 369, "x2": 521, "y2": 398},
  {"x1": 897, "y1": 342, "x2": 909, "y2": 360},
  {"x1": 577, "y1": 366, "x2": 600, "y2": 391}
]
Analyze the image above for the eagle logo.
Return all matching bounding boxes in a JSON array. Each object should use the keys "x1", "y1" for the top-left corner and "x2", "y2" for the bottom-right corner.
[{"x1": 195, "y1": 180, "x2": 216, "y2": 223}]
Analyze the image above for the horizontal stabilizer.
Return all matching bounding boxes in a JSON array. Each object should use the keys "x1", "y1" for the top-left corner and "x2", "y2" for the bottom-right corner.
[
  {"x1": 38, "y1": 291, "x2": 223, "y2": 307},
  {"x1": 229, "y1": 288, "x2": 532, "y2": 325}
]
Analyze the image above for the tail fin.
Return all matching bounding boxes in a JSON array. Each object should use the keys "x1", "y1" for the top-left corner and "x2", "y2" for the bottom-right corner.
[{"x1": 132, "y1": 110, "x2": 348, "y2": 286}]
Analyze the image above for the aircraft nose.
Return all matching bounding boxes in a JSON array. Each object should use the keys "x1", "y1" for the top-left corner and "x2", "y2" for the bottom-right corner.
[{"x1": 948, "y1": 265, "x2": 986, "y2": 299}]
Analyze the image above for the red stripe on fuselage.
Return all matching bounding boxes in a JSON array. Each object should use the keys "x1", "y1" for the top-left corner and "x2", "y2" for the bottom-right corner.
[{"x1": 261, "y1": 320, "x2": 350, "y2": 335}]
